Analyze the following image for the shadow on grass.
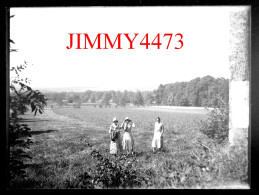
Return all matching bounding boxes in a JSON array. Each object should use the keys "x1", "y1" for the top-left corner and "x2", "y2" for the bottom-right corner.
[
  {"x1": 171, "y1": 131, "x2": 181, "y2": 135},
  {"x1": 19, "y1": 118, "x2": 50, "y2": 123},
  {"x1": 30, "y1": 129, "x2": 58, "y2": 135},
  {"x1": 128, "y1": 147, "x2": 170, "y2": 158}
]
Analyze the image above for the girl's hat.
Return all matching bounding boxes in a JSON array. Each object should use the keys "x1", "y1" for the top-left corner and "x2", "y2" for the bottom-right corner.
[
  {"x1": 113, "y1": 117, "x2": 118, "y2": 122},
  {"x1": 125, "y1": 117, "x2": 131, "y2": 121}
]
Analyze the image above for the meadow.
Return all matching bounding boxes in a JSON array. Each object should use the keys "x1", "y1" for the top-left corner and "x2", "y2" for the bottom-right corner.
[{"x1": 11, "y1": 106, "x2": 248, "y2": 189}]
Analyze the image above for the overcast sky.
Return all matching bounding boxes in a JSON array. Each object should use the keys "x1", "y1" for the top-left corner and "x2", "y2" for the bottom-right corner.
[{"x1": 10, "y1": 6, "x2": 240, "y2": 91}]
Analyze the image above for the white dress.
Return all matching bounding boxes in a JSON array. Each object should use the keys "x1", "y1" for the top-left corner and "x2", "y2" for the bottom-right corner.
[
  {"x1": 122, "y1": 122, "x2": 135, "y2": 152},
  {"x1": 152, "y1": 122, "x2": 164, "y2": 149}
]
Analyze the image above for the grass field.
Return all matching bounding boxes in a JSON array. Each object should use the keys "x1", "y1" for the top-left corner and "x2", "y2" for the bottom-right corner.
[{"x1": 11, "y1": 106, "x2": 249, "y2": 189}]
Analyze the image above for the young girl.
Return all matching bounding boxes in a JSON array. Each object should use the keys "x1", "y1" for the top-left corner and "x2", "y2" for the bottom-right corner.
[
  {"x1": 152, "y1": 117, "x2": 164, "y2": 153},
  {"x1": 121, "y1": 117, "x2": 135, "y2": 155},
  {"x1": 109, "y1": 117, "x2": 122, "y2": 156}
]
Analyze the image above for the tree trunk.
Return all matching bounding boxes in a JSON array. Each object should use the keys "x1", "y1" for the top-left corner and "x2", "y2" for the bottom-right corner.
[{"x1": 229, "y1": 7, "x2": 250, "y2": 146}]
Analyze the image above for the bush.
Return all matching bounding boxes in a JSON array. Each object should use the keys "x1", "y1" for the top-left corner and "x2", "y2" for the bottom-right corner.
[
  {"x1": 64, "y1": 150, "x2": 148, "y2": 189},
  {"x1": 219, "y1": 143, "x2": 248, "y2": 183},
  {"x1": 9, "y1": 122, "x2": 33, "y2": 184},
  {"x1": 200, "y1": 96, "x2": 229, "y2": 143}
]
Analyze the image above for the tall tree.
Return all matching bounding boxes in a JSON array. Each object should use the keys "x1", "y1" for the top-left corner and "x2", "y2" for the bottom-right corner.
[
  {"x1": 82, "y1": 90, "x2": 92, "y2": 103},
  {"x1": 101, "y1": 92, "x2": 111, "y2": 107},
  {"x1": 90, "y1": 93, "x2": 96, "y2": 103},
  {"x1": 155, "y1": 84, "x2": 165, "y2": 105},
  {"x1": 66, "y1": 92, "x2": 75, "y2": 103},
  {"x1": 143, "y1": 92, "x2": 154, "y2": 105},
  {"x1": 133, "y1": 91, "x2": 144, "y2": 106}
]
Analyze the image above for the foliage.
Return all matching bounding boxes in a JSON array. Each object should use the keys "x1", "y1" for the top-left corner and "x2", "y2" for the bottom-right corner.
[
  {"x1": 63, "y1": 150, "x2": 150, "y2": 189},
  {"x1": 90, "y1": 93, "x2": 96, "y2": 103},
  {"x1": 133, "y1": 91, "x2": 144, "y2": 106},
  {"x1": 155, "y1": 84, "x2": 164, "y2": 105},
  {"x1": 10, "y1": 63, "x2": 47, "y2": 116},
  {"x1": 153, "y1": 76, "x2": 229, "y2": 107},
  {"x1": 219, "y1": 143, "x2": 248, "y2": 183},
  {"x1": 89, "y1": 150, "x2": 144, "y2": 188},
  {"x1": 199, "y1": 95, "x2": 229, "y2": 143},
  {"x1": 143, "y1": 92, "x2": 154, "y2": 105},
  {"x1": 100, "y1": 92, "x2": 111, "y2": 107},
  {"x1": 9, "y1": 122, "x2": 33, "y2": 181},
  {"x1": 82, "y1": 90, "x2": 92, "y2": 103},
  {"x1": 45, "y1": 76, "x2": 228, "y2": 108},
  {"x1": 9, "y1": 33, "x2": 47, "y2": 184}
]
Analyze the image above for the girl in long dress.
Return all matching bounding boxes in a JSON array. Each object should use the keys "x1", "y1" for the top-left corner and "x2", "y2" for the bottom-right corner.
[
  {"x1": 121, "y1": 117, "x2": 135, "y2": 155},
  {"x1": 152, "y1": 117, "x2": 164, "y2": 153},
  {"x1": 109, "y1": 117, "x2": 122, "y2": 156}
]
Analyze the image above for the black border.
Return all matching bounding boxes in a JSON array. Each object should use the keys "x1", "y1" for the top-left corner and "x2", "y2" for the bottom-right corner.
[{"x1": 2, "y1": 0, "x2": 259, "y2": 194}]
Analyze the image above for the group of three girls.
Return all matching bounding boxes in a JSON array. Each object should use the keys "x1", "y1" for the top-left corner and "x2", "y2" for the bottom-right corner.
[{"x1": 109, "y1": 116, "x2": 164, "y2": 156}]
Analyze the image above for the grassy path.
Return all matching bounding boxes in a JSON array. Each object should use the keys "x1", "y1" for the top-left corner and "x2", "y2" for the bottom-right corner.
[
  {"x1": 15, "y1": 109, "x2": 110, "y2": 188},
  {"x1": 22, "y1": 108, "x2": 111, "y2": 156}
]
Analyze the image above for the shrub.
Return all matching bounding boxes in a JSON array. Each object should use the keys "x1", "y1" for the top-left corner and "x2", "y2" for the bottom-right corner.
[
  {"x1": 89, "y1": 150, "x2": 145, "y2": 188},
  {"x1": 200, "y1": 96, "x2": 229, "y2": 143},
  {"x1": 9, "y1": 123, "x2": 33, "y2": 181},
  {"x1": 64, "y1": 150, "x2": 148, "y2": 189},
  {"x1": 219, "y1": 143, "x2": 248, "y2": 183}
]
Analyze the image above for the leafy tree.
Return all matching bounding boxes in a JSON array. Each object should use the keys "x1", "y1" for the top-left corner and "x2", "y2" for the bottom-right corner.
[
  {"x1": 82, "y1": 90, "x2": 92, "y2": 103},
  {"x1": 122, "y1": 90, "x2": 130, "y2": 104},
  {"x1": 112, "y1": 91, "x2": 120, "y2": 105},
  {"x1": 197, "y1": 75, "x2": 214, "y2": 107},
  {"x1": 143, "y1": 92, "x2": 154, "y2": 105},
  {"x1": 186, "y1": 77, "x2": 200, "y2": 106},
  {"x1": 66, "y1": 92, "x2": 74, "y2": 103},
  {"x1": 73, "y1": 93, "x2": 82, "y2": 108},
  {"x1": 128, "y1": 91, "x2": 136, "y2": 103},
  {"x1": 133, "y1": 91, "x2": 144, "y2": 106},
  {"x1": 113, "y1": 91, "x2": 127, "y2": 107},
  {"x1": 100, "y1": 92, "x2": 111, "y2": 107},
  {"x1": 173, "y1": 82, "x2": 187, "y2": 106},
  {"x1": 155, "y1": 84, "x2": 164, "y2": 105},
  {"x1": 9, "y1": 31, "x2": 47, "y2": 184},
  {"x1": 95, "y1": 91, "x2": 104, "y2": 102},
  {"x1": 161, "y1": 84, "x2": 173, "y2": 105},
  {"x1": 10, "y1": 63, "x2": 46, "y2": 116},
  {"x1": 179, "y1": 96, "x2": 190, "y2": 106},
  {"x1": 90, "y1": 93, "x2": 96, "y2": 103}
]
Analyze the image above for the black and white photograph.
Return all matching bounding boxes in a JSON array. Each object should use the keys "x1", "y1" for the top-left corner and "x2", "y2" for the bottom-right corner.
[{"x1": 8, "y1": 5, "x2": 250, "y2": 189}]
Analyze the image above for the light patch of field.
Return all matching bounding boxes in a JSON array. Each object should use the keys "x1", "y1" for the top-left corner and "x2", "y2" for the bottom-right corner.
[{"x1": 134, "y1": 106, "x2": 212, "y2": 115}]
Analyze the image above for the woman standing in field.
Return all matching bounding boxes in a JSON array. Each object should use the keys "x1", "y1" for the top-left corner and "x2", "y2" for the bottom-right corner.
[
  {"x1": 152, "y1": 117, "x2": 164, "y2": 153},
  {"x1": 109, "y1": 117, "x2": 122, "y2": 156},
  {"x1": 121, "y1": 117, "x2": 135, "y2": 155}
]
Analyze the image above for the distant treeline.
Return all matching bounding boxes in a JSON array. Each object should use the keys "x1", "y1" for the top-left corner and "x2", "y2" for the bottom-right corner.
[{"x1": 45, "y1": 75, "x2": 228, "y2": 107}]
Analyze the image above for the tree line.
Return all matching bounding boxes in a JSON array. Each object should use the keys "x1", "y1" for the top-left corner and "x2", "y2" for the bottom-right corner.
[{"x1": 46, "y1": 75, "x2": 228, "y2": 108}]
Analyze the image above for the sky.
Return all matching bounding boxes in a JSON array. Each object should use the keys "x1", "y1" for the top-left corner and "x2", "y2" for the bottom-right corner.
[{"x1": 10, "y1": 6, "x2": 239, "y2": 92}]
